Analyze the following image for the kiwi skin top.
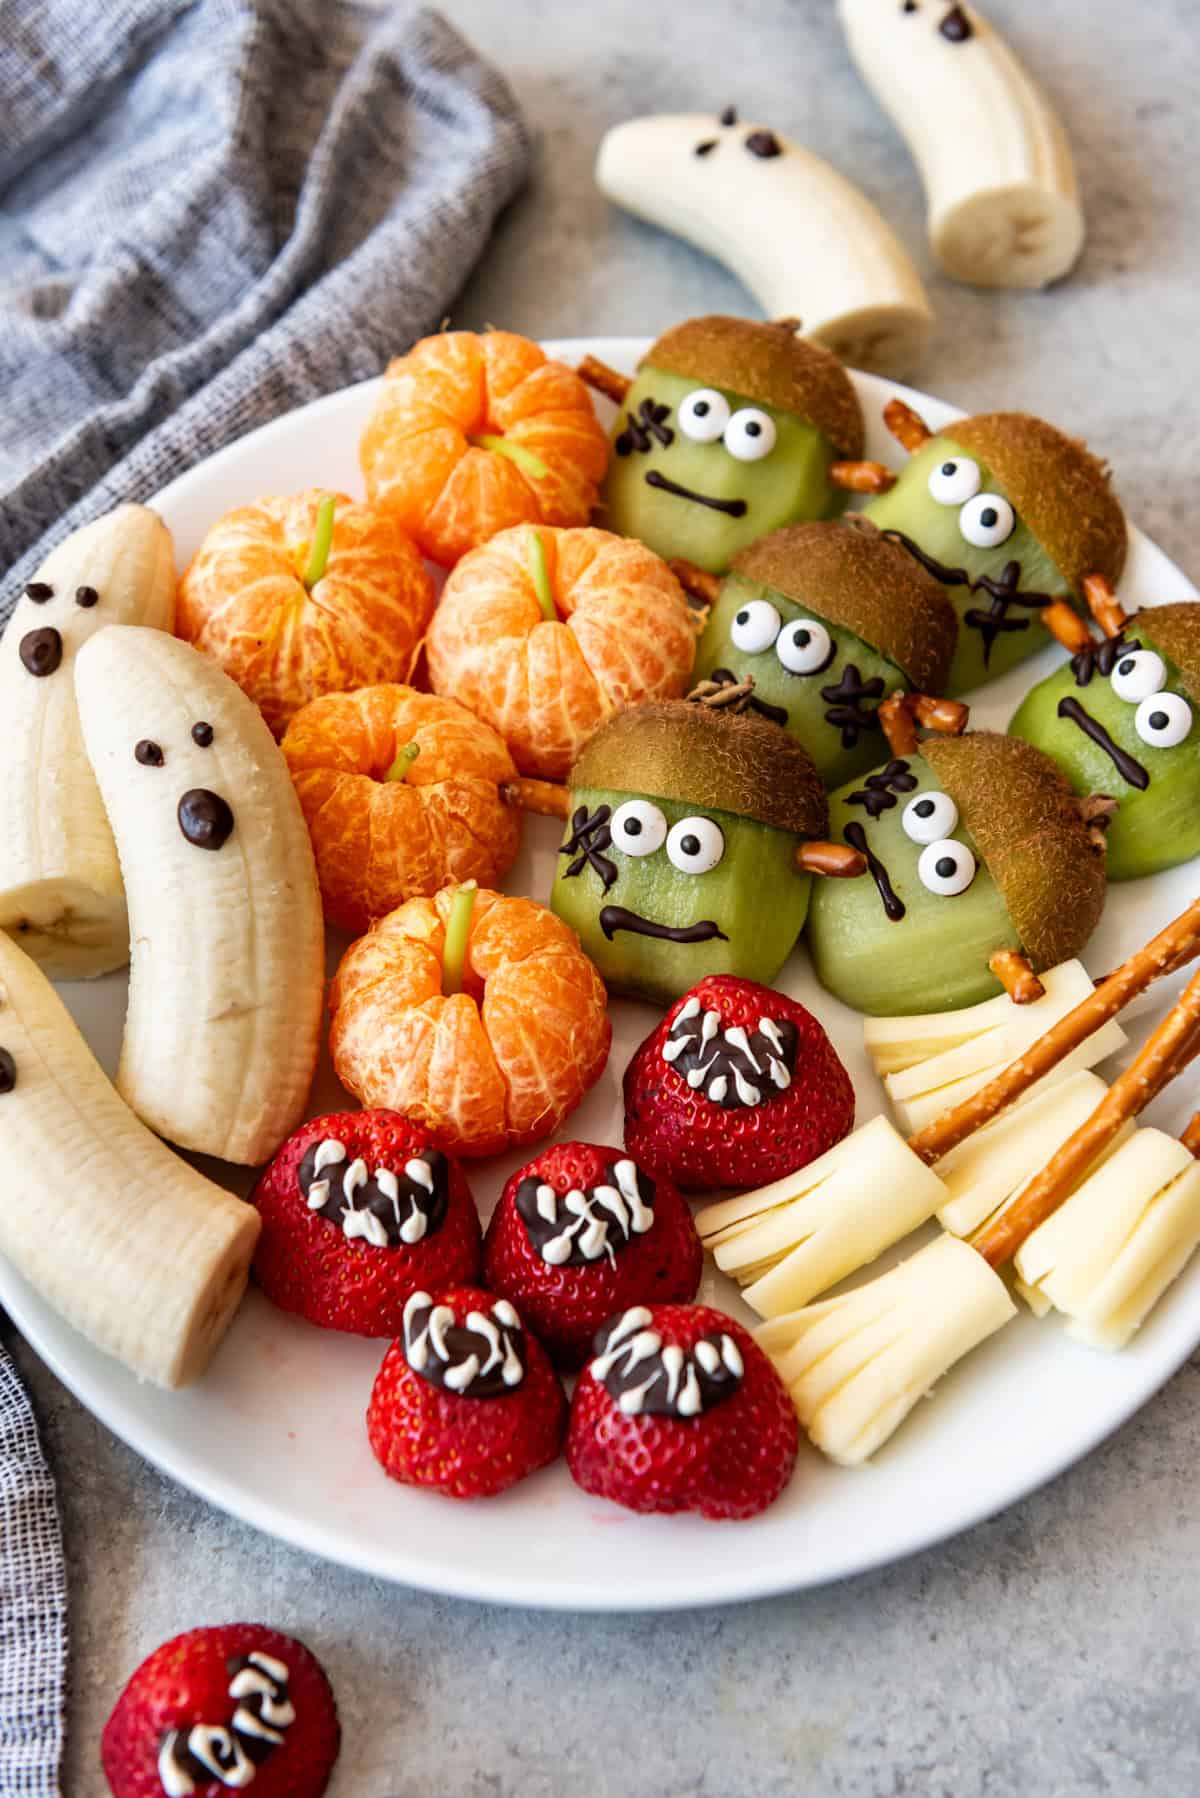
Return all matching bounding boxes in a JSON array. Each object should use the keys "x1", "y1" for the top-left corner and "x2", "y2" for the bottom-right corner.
[
  {"x1": 733, "y1": 520, "x2": 958, "y2": 694},
  {"x1": 571, "y1": 700, "x2": 829, "y2": 841},
  {"x1": 1130, "y1": 603, "x2": 1200, "y2": 706},
  {"x1": 644, "y1": 316, "x2": 865, "y2": 462},
  {"x1": 947, "y1": 413, "x2": 1127, "y2": 596},
  {"x1": 921, "y1": 732, "x2": 1107, "y2": 973}
]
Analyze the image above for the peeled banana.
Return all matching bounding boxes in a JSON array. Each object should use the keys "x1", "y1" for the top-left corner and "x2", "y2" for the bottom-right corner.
[
  {"x1": 0, "y1": 507, "x2": 175, "y2": 977},
  {"x1": 0, "y1": 930, "x2": 258, "y2": 1386},
  {"x1": 75, "y1": 627, "x2": 325, "y2": 1166},
  {"x1": 839, "y1": 0, "x2": 1085, "y2": 289}
]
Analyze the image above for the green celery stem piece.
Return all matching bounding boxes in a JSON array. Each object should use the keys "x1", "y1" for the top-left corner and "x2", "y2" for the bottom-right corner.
[
  {"x1": 468, "y1": 432, "x2": 551, "y2": 482},
  {"x1": 528, "y1": 529, "x2": 556, "y2": 622},
  {"x1": 384, "y1": 741, "x2": 421, "y2": 783},
  {"x1": 302, "y1": 494, "x2": 337, "y2": 589},
  {"x1": 442, "y1": 881, "x2": 478, "y2": 996}
]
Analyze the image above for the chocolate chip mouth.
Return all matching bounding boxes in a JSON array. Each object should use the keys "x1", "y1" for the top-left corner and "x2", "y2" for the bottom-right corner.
[
  {"x1": 19, "y1": 627, "x2": 62, "y2": 678},
  {"x1": 599, "y1": 905, "x2": 729, "y2": 945},
  {"x1": 178, "y1": 788, "x2": 235, "y2": 850},
  {"x1": 644, "y1": 470, "x2": 748, "y2": 519}
]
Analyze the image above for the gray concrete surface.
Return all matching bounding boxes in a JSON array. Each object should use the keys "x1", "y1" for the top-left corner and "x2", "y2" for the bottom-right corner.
[{"x1": 13, "y1": 1, "x2": 1200, "y2": 1791}]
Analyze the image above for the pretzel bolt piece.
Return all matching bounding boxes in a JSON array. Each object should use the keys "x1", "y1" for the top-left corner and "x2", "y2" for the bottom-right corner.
[
  {"x1": 828, "y1": 459, "x2": 898, "y2": 495},
  {"x1": 1082, "y1": 572, "x2": 1128, "y2": 640},
  {"x1": 1042, "y1": 599, "x2": 1095, "y2": 655},
  {"x1": 500, "y1": 778, "x2": 570, "y2": 820},
  {"x1": 878, "y1": 691, "x2": 969, "y2": 756},
  {"x1": 989, "y1": 949, "x2": 1045, "y2": 1006},
  {"x1": 883, "y1": 397, "x2": 934, "y2": 453},
  {"x1": 576, "y1": 355, "x2": 631, "y2": 406},
  {"x1": 795, "y1": 840, "x2": 867, "y2": 878}
]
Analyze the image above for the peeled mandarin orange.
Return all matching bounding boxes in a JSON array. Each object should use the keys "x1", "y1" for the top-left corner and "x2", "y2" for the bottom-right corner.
[
  {"x1": 329, "y1": 887, "x2": 611, "y2": 1159},
  {"x1": 176, "y1": 489, "x2": 435, "y2": 736},
  {"x1": 426, "y1": 524, "x2": 698, "y2": 780},
  {"x1": 281, "y1": 685, "x2": 522, "y2": 935},
  {"x1": 359, "y1": 330, "x2": 610, "y2": 568}
]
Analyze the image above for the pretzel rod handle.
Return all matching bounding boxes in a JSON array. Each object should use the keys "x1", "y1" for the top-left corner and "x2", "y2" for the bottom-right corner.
[
  {"x1": 908, "y1": 897, "x2": 1200, "y2": 1166},
  {"x1": 975, "y1": 968, "x2": 1200, "y2": 1268}
]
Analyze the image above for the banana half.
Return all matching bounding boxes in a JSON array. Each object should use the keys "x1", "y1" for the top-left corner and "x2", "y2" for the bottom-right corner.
[
  {"x1": 0, "y1": 931, "x2": 258, "y2": 1387},
  {"x1": 75, "y1": 627, "x2": 325, "y2": 1166},
  {"x1": 0, "y1": 507, "x2": 175, "y2": 978}
]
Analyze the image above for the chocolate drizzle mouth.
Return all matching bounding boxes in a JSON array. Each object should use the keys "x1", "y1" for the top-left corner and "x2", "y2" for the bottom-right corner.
[
  {"x1": 847, "y1": 759, "x2": 918, "y2": 818},
  {"x1": 158, "y1": 1649, "x2": 295, "y2": 1795},
  {"x1": 644, "y1": 470, "x2": 748, "y2": 518},
  {"x1": 706, "y1": 667, "x2": 789, "y2": 726},
  {"x1": 402, "y1": 1291, "x2": 525, "y2": 1398},
  {"x1": 560, "y1": 804, "x2": 618, "y2": 891},
  {"x1": 516, "y1": 1158, "x2": 655, "y2": 1266},
  {"x1": 590, "y1": 1307, "x2": 744, "y2": 1419},
  {"x1": 599, "y1": 905, "x2": 729, "y2": 946},
  {"x1": 0, "y1": 1049, "x2": 16, "y2": 1095},
  {"x1": 298, "y1": 1138, "x2": 449, "y2": 1248},
  {"x1": 1057, "y1": 696, "x2": 1149, "y2": 790},
  {"x1": 844, "y1": 821, "x2": 906, "y2": 921},
  {"x1": 662, "y1": 995, "x2": 796, "y2": 1107},
  {"x1": 881, "y1": 531, "x2": 1057, "y2": 664},
  {"x1": 820, "y1": 664, "x2": 886, "y2": 748}
]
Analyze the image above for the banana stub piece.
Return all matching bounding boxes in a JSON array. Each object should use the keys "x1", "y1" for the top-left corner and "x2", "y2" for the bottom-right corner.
[
  {"x1": 595, "y1": 113, "x2": 933, "y2": 378},
  {"x1": 864, "y1": 960, "x2": 1127, "y2": 1135},
  {"x1": 756, "y1": 1234, "x2": 1016, "y2": 1465},
  {"x1": 839, "y1": 0, "x2": 1084, "y2": 290},
  {"x1": 75, "y1": 627, "x2": 325, "y2": 1166},
  {"x1": 695, "y1": 1115, "x2": 947, "y2": 1317},
  {"x1": 0, "y1": 507, "x2": 175, "y2": 978},
  {"x1": 0, "y1": 931, "x2": 258, "y2": 1387},
  {"x1": 1016, "y1": 1129, "x2": 1200, "y2": 1351}
]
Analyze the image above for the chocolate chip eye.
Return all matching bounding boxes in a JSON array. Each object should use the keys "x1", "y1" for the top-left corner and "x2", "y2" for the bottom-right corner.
[
  {"x1": 23, "y1": 582, "x2": 53, "y2": 604},
  {"x1": 135, "y1": 740, "x2": 164, "y2": 767},
  {"x1": 191, "y1": 721, "x2": 214, "y2": 747},
  {"x1": 902, "y1": 789, "x2": 959, "y2": 844},
  {"x1": 730, "y1": 599, "x2": 781, "y2": 654},
  {"x1": 1135, "y1": 690, "x2": 1192, "y2": 749},
  {"x1": 666, "y1": 815, "x2": 724, "y2": 874},
  {"x1": 178, "y1": 788, "x2": 234, "y2": 850},
  {"x1": 75, "y1": 586, "x2": 99, "y2": 608},
  {"x1": 0, "y1": 1049, "x2": 16, "y2": 1094},
  {"x1": 1110, "y1": 649, "x2": 1166, "y2": 704},
  {"x1": 917, "y1": 838, "x2": 976, "y2": 896},
  {"x1": 927, "y1": 457, "x2": 981, "y2": 506}
]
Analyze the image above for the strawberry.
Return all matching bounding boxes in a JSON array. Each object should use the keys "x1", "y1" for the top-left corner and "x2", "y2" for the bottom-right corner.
[
  {"x1": 623, "y1": 975, "x2": 854, "y2": 1192},
  {"x1": 367, "y1": 1285, "x2": 567, "y2": 1499},
  {"x1": 100, "y1": 1622, "x2": 338, "y2": 1798},
  {"x1": 482, "y1": 1141, "x2": 702, "y2": 1367},
  {"x1": 567, "y1": 1303, "x2": 798, "y2": 1521},
  {"x1": 249, "y1": 1110, "x2": 482, "y2": 1337}
]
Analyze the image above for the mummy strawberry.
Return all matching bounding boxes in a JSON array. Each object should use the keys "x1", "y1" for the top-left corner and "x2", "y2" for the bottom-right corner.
[
  {"x1": 367, "y1": 1286, "x2": 567, "y2": 1499},
  {"x1": 623, "y1": 975, "x2": 854, "y2": 1192},
  {"x1": 249, "y1": 1111, "x2": 482, "y2": 1337},
  {"x1": 100, "y1": 1622, "x2": 339, "y2": 1798},
  {"x1": 482, "y1": 1142, "x2": 702, "y2": 1367},
  {"x1": 567, "y1": 1304, "x2": 798, "y2": 1520}
]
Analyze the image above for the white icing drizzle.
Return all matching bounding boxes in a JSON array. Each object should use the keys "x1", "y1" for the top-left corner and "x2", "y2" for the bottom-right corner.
[
  {"x1": 157, "y1": 1652, "x2": 294, "y2": 1795},
  {"x1": 304, "y1": 1137, "x2": 441, "y2": 1246},
  {"x1": 589, "y1": 1309, "x2": 744, "y2": 1419},
  {"x1": 533, "y1": 1159, "x2": 654, "y2": 1266},
  {"x1": 402, "y1": 1291, "x2": 525, "y2": 1395},
  {"x1": 661, "y1": 1006, "x2": 792, "y2": 1106}
]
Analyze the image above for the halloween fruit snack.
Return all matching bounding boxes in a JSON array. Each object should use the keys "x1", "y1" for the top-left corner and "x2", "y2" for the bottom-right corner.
[
  {"x1": 0, "y1": 505, "x2": 175, "y2": 978},
  {"x1": 863, "y1": 401, "x2": 1127, "y2": 693},
  {"x1": 176, "y1": 488, "x2": 435, "y2": 737},
  {"x1": 281, "y1": 684, "x2": 521, "y2": 934},
  {"x1": 368, "y1": 1286, "x2": 567, "y2": 1499},
  {"x1": 74, "y1": 627, "x2": 324, "y2": 1165},
  {"x1": 101, "y1": 1623, "x2": 339, "y2": 1797},
  {"x1": 548, "y1": 699, "x2": 865, "y2": 1006},
  {"x1": 594, "y1": 110, "x2": 932, "y2": 377},
  {"x1": 1010, "y1": 596, "x2": 1200, "y2": 882},
  {"x1": 425, "y1": 524, "x2": 699, "y2": 780},
  {"x1": 624, "y1": 976, "x2": 855, "y2": 1192},
  {"x1": 685, "y1": 519, "x2": 963, "y2": 787},
  {"x1": 329, "y1": 883, "x2": 610, "y2": 1158},
  {"x1": 567, "y1": 1304, "x2": 798, "y2": 1519},
  {"x1": 583, "y1": 315, "x2": 871, "y2": 573},
  {"x1": 482, "y1": 1142, "x2": 702, "y2": 1367},
  {"x1": 360, "y1": 329, "x2": 610, "y2": 568},
  {"x1": 250, "y1": 1111, "x2": 482, "y2": 1337},
  {"x1": 0, "y1": 931, "x2": 258, "y2": 1388},
  {"x1": 807, "y1": 731, "x2": 1109, "y2": 1016}
]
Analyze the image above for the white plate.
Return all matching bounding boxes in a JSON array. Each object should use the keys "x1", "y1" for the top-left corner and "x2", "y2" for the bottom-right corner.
[{"x1": 3, "y1": 341, "x2": 1198, "y2": 1612}]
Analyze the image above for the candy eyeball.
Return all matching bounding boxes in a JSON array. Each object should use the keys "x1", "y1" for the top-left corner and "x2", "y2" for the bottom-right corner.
[
  {"x1": 678, "y1": 389, "x2": 731, "y2": 443},
  {"x1": 959, "y1": 493, "x2": 1015, "y2": 550},
  {"x1": 776, "y1": 618, "x2": 834, "y2": 675},
  {"x1": 902, "y1": 790, "x2": 959, "y2": 845},
  {"x1": 730, "y1": 599, "x2": 782, "y2": 654},
  {"x1": 927, "y1": 457, "x2": 982, "y2": 506},
  {"x1": 917, "y1": 838, "x2": 976, "y2": 896},
  {"x1": 1110, "y1": 648, "x2": 1166, "y2": 704},
  {"x1": 1134, "y1": 690, "x2": 1193, "y2": 749},
  {"x1": 610, "y1": 799, "x2": 668, "y2": 855},
  {"x1": 666, "y1": 816, "x2": 725, "y2": 873},
  {"x1": 724, "y1": 408, "x2": 777, "y2": 462}
]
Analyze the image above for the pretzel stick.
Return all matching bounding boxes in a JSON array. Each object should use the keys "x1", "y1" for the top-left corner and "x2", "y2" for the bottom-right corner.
[
  {"x1": 883, "y1": 397, "x2": 933, "y2": 452},
  {"x1": 795, "y1": 840, "x2": 867, "y2": 878},
  {"x1": 828, "y1": 459, "x2": 898, "y2": 495},
  {"x1": 879, "y1": 691, "x2": 969, "y2": 757},
  {"x1": 499, "y1": 778, "x2": 570, "y2": 820},
  {"x1": 1043, "y1": 600, "x2": 1094, "y2": 655},
  {"x1": 1183, "y1": 1110, "x2": 1200, "y2": 1158},
  {"x1": 577, "y1": 356, "x2": 631, "y2": 406},
  {"x1": 909, "y1": 896, "x2": 1200, "y2": 1166},
  {"x1": 989, "y1": 949, "x2": 1045, "y2": 1005},
  {"x1": 975, "y1": 969, "x2": 1200, "y2": 1267},
  {"x1": 911, "y1": 693, "x2": 969, "y2": 737},
  {"x1": 1082, "y1": 572, "x2": 1128, "y2": 639},
  {"x1": 879, "y1": 692, "x2": 918, "y2": 756},
  {"x1": 669, "y1": 559, "x2": 721, "y2": 607}
]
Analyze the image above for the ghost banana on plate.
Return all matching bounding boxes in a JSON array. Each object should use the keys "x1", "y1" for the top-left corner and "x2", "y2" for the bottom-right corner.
[
  {"x1": 579, "y1": 316, "x2": 880, "y2": 573},
  {"x1": 549, "y1": 699, "x2": 865, "y2": 1005},
  {"x1": 683, "y1": 519, "x2": 965, "y2": 788},
  {"x1": 862, "y1": 399, "x2": 1127, "y2": 694},
  {"x1": 806, "y1": 731, "x2": 1110, "y2": 1016}
]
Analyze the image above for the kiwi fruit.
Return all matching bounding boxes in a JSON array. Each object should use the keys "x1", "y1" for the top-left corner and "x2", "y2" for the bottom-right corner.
[{"x1": 1126, "y1": 604, "x2": 1200, "y2": 704}]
